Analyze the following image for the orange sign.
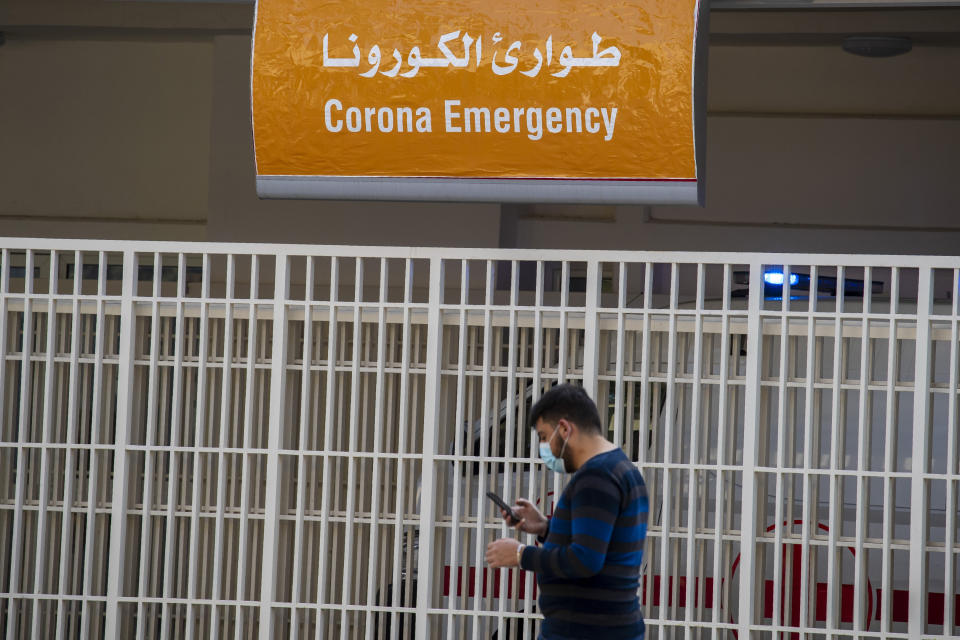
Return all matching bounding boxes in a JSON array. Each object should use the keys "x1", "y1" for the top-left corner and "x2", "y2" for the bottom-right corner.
[{"x1": 252, "y1": 0, "x2": 707, "y2": 203}]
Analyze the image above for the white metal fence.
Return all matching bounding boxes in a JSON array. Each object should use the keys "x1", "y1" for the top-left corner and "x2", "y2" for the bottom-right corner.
[{"x1": 0, "y1": 239, "x2": 957, "y2": 640}]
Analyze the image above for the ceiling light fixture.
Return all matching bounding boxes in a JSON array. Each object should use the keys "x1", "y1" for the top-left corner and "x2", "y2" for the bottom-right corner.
[{"x1": 842, "y1": 35, "x2": 913, "y2": 57}]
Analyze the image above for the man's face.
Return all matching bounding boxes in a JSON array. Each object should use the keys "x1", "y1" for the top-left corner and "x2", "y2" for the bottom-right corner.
[{"x1": 534, "y1": 417, "x2": 569, "y2": 458}]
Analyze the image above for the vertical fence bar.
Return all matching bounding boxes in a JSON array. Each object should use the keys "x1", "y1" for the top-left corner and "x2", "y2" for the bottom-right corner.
[
  {"x1": 386, "y1": 257, "x2": 411, "y2": 640},
  {"x1": 79, "y1": 251, "x2": 107, "y2": 640},
  {"x1": 135, "y1": 253, "x2": 162, "y2": 640},
  {"x1": 290, "y1": 256, "x2": 323, "y2": 640},
  {"x1": 771, "y1": 265, "x2": 790, "y2": 634},
  {"x1": 55, "y1": 250, "x2": 81, "y2": 640},
  {"x1": 292, "y1": 256, "x2": 315, "y2": 640},
  {"x1": 522, "y1": 259, "x2": 545, "y2": 639},
  {"x1": 290, "y1": 264, "x2": 316, "y2": 640},
  {"x1": 582, "y1": 260, "x2": 600, "y2": 399},
  {"x1": 0, "y1": 249, "x2": 8, "y2": 631},
  {"x1": 415, "y1": 256, "x2": 445, "y2": 640},
  {"x1": 331, "y1": 317, "x2": 346, "y2": 639},
  {"x1": 943, "y1": 268, "x2": 959, "y2": 639},
  {"x1": 338, "y1": 259, "x2": 364, "y2": 640},
  {"x1": 30, "y1": 251, "x2": 58, "y2": 640},
  {"x1": 558, "y1": 261, "x2": 569, "y2": 387},
  {"x1": 853, "y1": 266, "x2": 871, "y2": 633},
  {"x1": 879, "y1": 267, "x2": 900, "y2": 634},
  {"x1": 6, "y1": 249, "x2": 33, "y2": 640},
  {"x1": 105, "y1": 250, "x2": 139, "y2": 637},
  {"x1": 612, "y1": 262, "x2": 626, "y2": 448},
  {"x1": 315, "y1": 257, "x2": 339, "y2": 640},
  {"x1": 551, "y1": 260, "x2": 566, "y2": 534},
  {"x1": 496, "y1": 260, "x2": 520, "y2": 639},
  {"x1": 909, "y1": 266, "x2": 933, "y2": 639},
  {"x1": 738, "y1": 262, "x2": 764, "y2": 640},
  {"x1": 186, "y1": 253, "x2": 212, "y2": 640},
  {"x1": 710, "y1": 264, "x2": 731, "y2": 640},
  {"x1": 235, "y1": 255, "x2": 261, "y2": 640},
  {"x1": 0, "y1": 257, "x2": 6, "y2": 435},
  {"x1": 290, "y1": 255, "x2": 313, "y2": 640},
  {"x1": 684, "y1": 263, "x2": 705, "y2": 639},
  {"x1": 446, "y1": 259, "x2": 468, "y2": 640},
  {"x1": 826, "y1": 266, "x2": 845, "y2": 639},
  {"x1": 799, "y1": 265, "x2": 818, "y2": 640},
  {"x1": 880, "y1": 267, "x2": 899, "y2": 637},
  {"x1": 261, "y1": 252, "x2": 291, "y2": 640},
  {"x1": 159, "y1": 254, "x2": 188, "y2": 639},
  {"x1": 657, "y1": 264, "x2": 678, "y2": 630},
  {"x1": 364, "y1": 258, "x2": 388, "y2": 640},
  {"x1": 212, "y1": 254, "x2": 236, "y2": 639},
  {"x1": 638, "y1": 262, "x2": 652, "y2": 475},
  {"x1": 471, "y1": 261, "x2": 494, "y2": 639},
  {"x1": 637, "y1": 262, "x2": 653, "y2": 627}
]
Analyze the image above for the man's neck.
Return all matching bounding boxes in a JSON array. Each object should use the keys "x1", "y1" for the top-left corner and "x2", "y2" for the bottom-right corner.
[{"x1": 570, "y1": 434, "x2": 617, "y2": 471}]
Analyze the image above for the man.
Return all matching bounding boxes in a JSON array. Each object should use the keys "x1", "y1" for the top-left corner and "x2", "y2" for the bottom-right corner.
[{"x1": 485, "y1": 383, "x2": 649, "y2": 640}]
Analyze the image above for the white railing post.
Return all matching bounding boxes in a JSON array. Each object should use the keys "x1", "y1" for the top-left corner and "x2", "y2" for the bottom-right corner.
[
  {"x1": 105, "y1": 250, "x2": 139, "y2": 638},
  {"x1": 5, "y1": 249, "x2": 30, "y2": 640},
  {"x1": 415, "y1": 256, "x2": 445, "y2": 640},
  {"x1": 582, "y1": 260, "x2": 601, "y2": 399},
  {"x1": 909, "y1": 266, "x2": 933, "y2": 640},
  {"x1": 261, "y1": 252, "x2": 291, "y2": 640},
  {"x1": 738, "y1": 261, "x2": 764, "y2": 640}
]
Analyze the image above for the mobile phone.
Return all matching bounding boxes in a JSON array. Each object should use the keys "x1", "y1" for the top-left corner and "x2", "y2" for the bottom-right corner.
[{"x1": 486, "y1": 491, "x2": 519, "y2": 524}]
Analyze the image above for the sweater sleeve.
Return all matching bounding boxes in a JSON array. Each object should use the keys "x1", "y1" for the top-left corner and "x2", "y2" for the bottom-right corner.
[
  {"x1": 536, "y1": 516, "x2": 551, "y2": 545},
  {"x1": 521, "y1": 468, "x2": 619, "y2": 579}
]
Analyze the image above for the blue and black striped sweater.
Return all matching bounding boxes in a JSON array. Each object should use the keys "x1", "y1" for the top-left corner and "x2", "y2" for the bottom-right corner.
[{"x1": 519, "y1": 448, "x2": 649, "y2": 640}]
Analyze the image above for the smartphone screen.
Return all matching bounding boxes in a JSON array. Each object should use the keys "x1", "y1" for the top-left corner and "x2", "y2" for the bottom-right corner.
[{"x1": 486, "y1": 491, "x2": 519, "y2": 523}]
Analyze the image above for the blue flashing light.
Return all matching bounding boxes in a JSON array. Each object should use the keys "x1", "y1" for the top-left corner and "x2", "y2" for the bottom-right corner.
[{"x1": 763, "y1": 270, "x2": 799, "y2": 286}]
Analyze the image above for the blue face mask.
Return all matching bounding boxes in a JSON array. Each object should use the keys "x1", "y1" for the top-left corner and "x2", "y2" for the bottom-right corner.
[{"x1": 539, "y1": 428, "x2": 569, "y2": 474}]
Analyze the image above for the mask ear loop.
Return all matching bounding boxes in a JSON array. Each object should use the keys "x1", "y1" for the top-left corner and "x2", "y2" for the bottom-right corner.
[{"x1": 557, "y1": 426, "x2": 570, "y2": 472}]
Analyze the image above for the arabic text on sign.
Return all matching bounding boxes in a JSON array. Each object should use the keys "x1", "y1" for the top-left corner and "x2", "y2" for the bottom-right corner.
[{"x1": 321, "y1": 31, "x2": 622, "y2": 78}]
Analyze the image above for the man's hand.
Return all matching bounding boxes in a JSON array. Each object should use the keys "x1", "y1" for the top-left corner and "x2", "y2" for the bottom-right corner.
[
  {"x1": 485, "y1": 538, "x2": 521, "y2": 568},
  {"x1": 501, "y1": 498, "x2": 549, "y2": 537}
]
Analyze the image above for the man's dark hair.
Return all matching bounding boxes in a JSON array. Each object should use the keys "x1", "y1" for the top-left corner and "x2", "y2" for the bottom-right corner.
[{"x1": 528, "y1": 383, "x2": 602, "y2": 434}]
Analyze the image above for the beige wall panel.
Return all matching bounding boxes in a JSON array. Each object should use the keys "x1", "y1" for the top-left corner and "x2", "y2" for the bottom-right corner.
[
  {"x1": 512, "y1": 209, "x2": 960, "y2": 253},
  {"x1": 509, "y1": 114, "x2": 960, "y2": 253},
  {"x1": 709, "y1": 7, "x2": 960, "y2": 36},
  {"x1": 0, "y1": 37, "x2": 213, "y2": 224},
  {"x1": 0, "y1": 0, "x2": 253, "y2": 31},
  {"x1": 0, "y1": 217, "x2": 205, "y2": 241},
  {"x1": 708, "y1": 44, "x2": 960, "y2": 115},
  {"x1": 658, "y1": 115, "x2": 960, "y2": 226}
]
